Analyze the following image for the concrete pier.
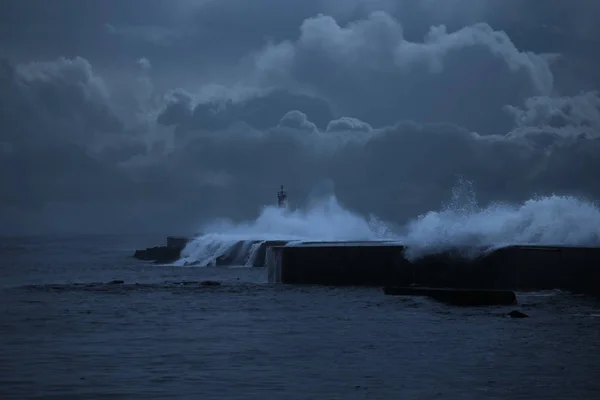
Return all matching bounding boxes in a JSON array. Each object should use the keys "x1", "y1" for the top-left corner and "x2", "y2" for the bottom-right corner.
[
  {"x1": 211, "y1": 240, "x2": 291, "y2": 267},
  {"x1": 266, "y1": 242, "x2": 600, "y2": 297},
  {"x1": 267, "y1": 242, "x2": 406, "y2": 286},
  {"x1": 133, "y1": 236, "x2": 600, "y2": 297},
  {"x1": 133, "y1": 237, "x2": 291, "y2": 267}
]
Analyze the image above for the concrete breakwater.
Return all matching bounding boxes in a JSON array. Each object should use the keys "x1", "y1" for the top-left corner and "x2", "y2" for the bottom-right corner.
[
  {"x1": 133, "y1": 236, "x2": 290, "y2": 267},
  {"x1": 266, "y1": 242, "x2": 600, "y2": 297},
  {"x1": 133, "y1": 237, "x2": 600, "y2": 297}
]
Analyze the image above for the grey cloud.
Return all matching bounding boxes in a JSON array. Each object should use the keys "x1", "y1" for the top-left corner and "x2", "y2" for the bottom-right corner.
[
  {"x1": 157, "y1": 89, "x2": 334, "y2": 132},
  {"x1": 105, "y1": 24, "x2": 184, "y2": 47},
  {"x1": 1, "y1": 5, "x2": 600, "y2": 235},
  {"x1": 137, "y1": 58, "x2": 152, "y2": 71},
  {"x1": 156, "y1": 89, "x2": 195, "y2": 127},
  {"x1": 255, "y1": 13, "x2": 553, "y2": 135},
  {"x1": 2, "y1": 57, "x2": 122, "y2": 145},
  {"x1": 326, "y1": 117, "x2": 372, "y2": 133},
  {"x1": 278, "y1": 111, "x2": 318, "y2": 132},
  {"x1": 161, "y1": 113, "x2": 599, "y2": 227},
  {"x1": 507, "y1": 92, "x2": 600, "y2": 134},
  {"x1": 3, "y1": 0, "x2": 598, "y2": 89},
  {"x1": 0, "y1": 56, "x2": 172, "y2": 233}
]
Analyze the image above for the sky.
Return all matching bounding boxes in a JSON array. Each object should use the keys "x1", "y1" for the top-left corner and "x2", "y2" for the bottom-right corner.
[{"x1": 1, "y1": 0, "x2": 599, "y2": 235}]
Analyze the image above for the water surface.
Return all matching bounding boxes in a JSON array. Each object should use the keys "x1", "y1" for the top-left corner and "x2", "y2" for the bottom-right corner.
[{"x1": 2, "y1": 235, "x2": 599, "y2": 399}]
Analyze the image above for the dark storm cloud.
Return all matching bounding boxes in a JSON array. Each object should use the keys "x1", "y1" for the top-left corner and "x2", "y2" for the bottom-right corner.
[
  {"x1": 0, "y1": 56, "x2": 183, "y2": 233},
  {"x1": 104, "y1": 24, "x2": 184, "y2": 47},
  {"x1": 157, "y1": 88, "x2": 333, "y2": 132},
  {"x1": 2, "y1": 0, "x2": 598, "y2": 87},
  {"x1": 2, "y1": 0, "x2": 598, "y2": 57},
  {"x1": 1, "y1": 1, "x2": 599, "y2": 234},
  {"x1": 254, "y1": 12, "x2": 554, "y2": 135},
  {"x1": 12, "y1": 57, "x2": 121, "y2": 141},
  {"x1": 326, "y1": 117, "x2": 372, "y2": 133}
]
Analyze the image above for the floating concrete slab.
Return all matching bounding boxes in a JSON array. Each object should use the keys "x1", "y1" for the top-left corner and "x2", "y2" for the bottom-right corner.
[{"x1": 383, "y1": 286, "x2": 517, "y2": 306}]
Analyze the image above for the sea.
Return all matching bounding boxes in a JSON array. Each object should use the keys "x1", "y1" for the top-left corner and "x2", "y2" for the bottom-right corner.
[
  {"x1": 3, "y1": 189, "x2": 600, "y2": 399},
  {"x1": 2, "y1": 234, "x2": 600, "y2": 400}
]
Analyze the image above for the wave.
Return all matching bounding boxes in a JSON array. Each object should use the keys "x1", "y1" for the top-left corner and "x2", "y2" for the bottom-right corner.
[
  {"x1": 401, "y1": 179, "x2": 600, "y2": 260},
  {"x1": 175, "y1": 180, "x2": 600, "y2": 267},
  {"x1": 174, "y1": 196, "x2": 395, "y2": 266}
]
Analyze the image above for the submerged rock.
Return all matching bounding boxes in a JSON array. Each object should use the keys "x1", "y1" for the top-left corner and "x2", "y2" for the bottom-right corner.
[
  {"x1": 174, "y1": 280, "x2": 221, "y2": 286},
  {"x1": 200, "y1": 280, "x2": 221, "y2": 286},
  {"x1": 507, "y1": 310, "x2": 529, "y2": 318}
]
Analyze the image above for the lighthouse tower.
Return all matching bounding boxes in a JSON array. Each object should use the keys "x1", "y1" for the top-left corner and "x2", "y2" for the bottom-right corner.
[{"x1": 277, "y1": 185, "x2": 288, "y2": 209}]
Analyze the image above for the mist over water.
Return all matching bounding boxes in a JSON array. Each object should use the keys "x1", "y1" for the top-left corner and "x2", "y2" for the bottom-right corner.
[{"x1": 178, "y1": 180, "x2": 600, "y2": 266}]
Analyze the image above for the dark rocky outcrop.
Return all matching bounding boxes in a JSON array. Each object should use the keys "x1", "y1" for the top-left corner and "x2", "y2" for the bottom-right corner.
[
  {"x1": 133, "y1": 236, "x2": 191, "y2": 264},
  {"x1": 133, "y1": 246, "x2": 183, "y2": 264},
  {"x1": 133, "y1": 237, "x2": 291, "y2": 267}
]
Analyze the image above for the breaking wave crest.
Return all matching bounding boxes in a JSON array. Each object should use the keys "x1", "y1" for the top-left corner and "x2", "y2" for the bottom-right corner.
[
  {"x1": 174, "y1": 196, "x2": 395, "y2": 266},
  {"x1": 176, "y1": 180, "x2": 600, "y2": 267},
  {"x1": 401, "y1": 180, "x2": 600, "y2": 260}
]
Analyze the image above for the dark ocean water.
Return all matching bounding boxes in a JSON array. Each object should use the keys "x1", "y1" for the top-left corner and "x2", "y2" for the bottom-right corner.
[{"x1": 1, "y1": 234, "x2": 600, "y2": 399}]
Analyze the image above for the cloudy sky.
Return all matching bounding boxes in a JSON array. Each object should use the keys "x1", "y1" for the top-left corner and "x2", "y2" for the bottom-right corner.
[{"x1": 1, "y1": 0, "x2": 599, "y2": 235}]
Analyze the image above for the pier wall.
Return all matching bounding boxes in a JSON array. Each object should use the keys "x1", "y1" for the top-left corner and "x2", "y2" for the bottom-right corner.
[
  {"x1": 134, "y1": 237, "x2": 291, "y2": 267},
  {"x1": 495, "y1": 245, "x2": 600, "y2": 294},
  {"x1": 135, "y1": 236, "x2": 600, "y2": 296},
  {"x1": 266, "y1": 243, "x2": 600, "y2": 296},
  {"x1": 267, "y1": 243, "x2": 409, "y2": 286}
]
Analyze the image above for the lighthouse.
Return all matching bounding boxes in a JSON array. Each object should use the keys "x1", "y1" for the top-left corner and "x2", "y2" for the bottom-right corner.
[{"x1": 277, "y1": 185, "x2": 288, "y2": 209}]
